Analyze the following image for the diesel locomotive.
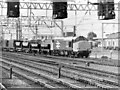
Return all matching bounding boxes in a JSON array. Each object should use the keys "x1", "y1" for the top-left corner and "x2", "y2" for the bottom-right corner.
[{"x1": 2, "y1": 36, "x2": 92, "y2": 58}]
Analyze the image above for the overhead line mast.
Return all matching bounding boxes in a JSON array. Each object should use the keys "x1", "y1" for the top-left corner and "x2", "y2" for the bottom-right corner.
[
  {"x1": 0, "y1": 0, "x2": 118, "y2": 39},
  {"x1": 0, "y1": 1, "x2": 118, "y2": 11}
]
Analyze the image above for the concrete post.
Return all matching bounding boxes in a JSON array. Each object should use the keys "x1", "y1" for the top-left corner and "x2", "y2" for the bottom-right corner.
[
  {"x1": 58, "y1": 64, "x2": 62, "y2": 78},
  {"x1": 10, "y1": 66, "x2": 12, "y2": 79}
]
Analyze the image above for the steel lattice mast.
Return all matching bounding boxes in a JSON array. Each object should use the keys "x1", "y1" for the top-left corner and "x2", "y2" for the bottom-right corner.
[{"x1": 0, "y1": 1, "x2": 119, "y2": 40}]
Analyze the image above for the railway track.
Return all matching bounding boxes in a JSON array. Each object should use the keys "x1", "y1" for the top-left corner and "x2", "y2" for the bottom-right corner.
[
  {"x1": 1, "y1": 61, "x2": 83, "y2": 89},
  {"x1": 44, "y1": 55, "x2": 119, "y2": 67},
  {"x1": 2, "y1": 51, "x2": 119, "y2": 74},
  {"x1": 1, "y1": 52, "x2": 119, "y2": 89},
  {"x1": 2, "y1": 51, "x2": 119, "y2": 67},
  {"x1": 2, "y1": 67, "x2": 44, "y2": 88}
]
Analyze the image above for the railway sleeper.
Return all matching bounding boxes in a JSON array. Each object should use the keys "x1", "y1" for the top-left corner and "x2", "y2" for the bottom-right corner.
[
  {"x1": 2, "y1": 61, "x2": 84, "y2": 89},
  {"x1": 1, "y1": 57, "x2": 118, "y2": 88},
  {"x1": 18, "y1": 61, "x2": 95, "y2": 87},
  {"x1": 102, "y1": 80, "x2": 119, "y2": 86},
  {"x1": 1, "y1": 64, "x2": 71, "y2": 89},
  {"x1": 3, "y1": 51, "x2": 119, "y2": 67},
  {"x1": 61, "y1": 68, "x2": 118, "y2": 88},
  {"x1": 1, "y1": 65, "x2": 54, "y2": 88},
  {"x1": 2, "y1": 59, "x2": 107, "y2": 89},
  {"x1": 62, "y1": 64, "x2": 118, "y2": 80},
  {"x1": 61, "y1": 70, "x2": 101, "y2": 87},
  {"x1": 3, "y1": 56, "x2": 118, "y2": 85},
  {"x1": 2, "y1": 51, "x2": 118, "y2": 70},
  {"x1": 2, "y1": 62, "x2": 111, "y2": 90},
  {"x1": 3, "y1": 58, "x2": 118, "y2": 88},
  {"x1": 72, "y1": 65, "x2": 118, "y2": 77},
  {"x1": 62, "y1": 72, "x2": 113, "y2": 89},
  {"x1": 28, "y1": 62, "x2": 117, "y2": 88}
]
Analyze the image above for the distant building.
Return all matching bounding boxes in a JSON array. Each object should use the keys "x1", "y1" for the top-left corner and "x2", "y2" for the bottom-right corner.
[
  {"x1": 32, "y1": 33, "x2": 54, "y2": 40},
  {"x1": 106, "y1": 32, "x2": 120, "y2": 39},
  {"x1": 63, "y1": 32, "x2": 74, "y2": 37},
  {"x1": 96, "y1": 32, "x2": 120, "y2": 50}
]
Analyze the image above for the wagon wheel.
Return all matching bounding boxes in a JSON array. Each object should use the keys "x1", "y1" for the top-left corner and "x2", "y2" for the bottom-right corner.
[{"x1": 85, "y1": 54, "x2": 89, "y2": 58}]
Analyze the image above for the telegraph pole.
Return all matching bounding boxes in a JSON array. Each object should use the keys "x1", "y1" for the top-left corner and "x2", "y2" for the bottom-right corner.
[
  {"x1": 16, "y1": 18, "x2": 22, "y2": 40},
  {"x1": 74, "y1": 10, "x2": 77, "y2": 37},
  {"x1": 102, "y1": 23, "x2": 104, "y2": 52},
  {"x1": 16, "y1": 19, "x2": 19, "y2": 40},
  {"x1": 61, "y1": 20, "x2": 64, "y2": 37},
  {"x1": 0, "y1": 24, "x2": 4, "y2": 40},
  {"x1": 73, "y1": 26, "x2": 76, "y2": 37},
  {"x1": 35, "y1": 24, "x2": 38, "y2": 40}
]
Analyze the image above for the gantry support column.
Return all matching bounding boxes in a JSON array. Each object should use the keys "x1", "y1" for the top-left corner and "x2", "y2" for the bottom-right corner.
[{"x1": 16, "y1": 18, "x2": 22, "y2": 40}]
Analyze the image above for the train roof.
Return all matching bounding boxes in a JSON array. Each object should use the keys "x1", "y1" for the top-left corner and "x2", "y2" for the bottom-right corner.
[
  {"x1": 41, "y1": 39, "x2": 52, "y2": 44},
  {"x1": 30, "y1": 40, "x2": 42, "y2": 43},
  {"x1": 53, "y1": 36, "x2": 77, "y2": 41},
  {"x1": 53, "y1": 36, "x2": 87, "y2": 41}
]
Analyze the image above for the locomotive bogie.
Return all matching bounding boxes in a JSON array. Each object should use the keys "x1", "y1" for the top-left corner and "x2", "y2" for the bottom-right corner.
[{"x1": 52, "y1": 50, "x2": 72, "y2": 56}]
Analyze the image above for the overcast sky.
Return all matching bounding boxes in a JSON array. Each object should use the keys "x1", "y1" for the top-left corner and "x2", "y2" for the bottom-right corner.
[{"x1": 0, "y1": 0, "x2": 120, "y2": 40}]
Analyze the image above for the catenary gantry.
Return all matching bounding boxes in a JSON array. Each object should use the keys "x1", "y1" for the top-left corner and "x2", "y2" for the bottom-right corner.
[
  {"x1": 0, "y1": 1, "x2": 119, "y2": 40},
  {"x1": 0, "y1": 1, "x2": 119, "y2": 11}
]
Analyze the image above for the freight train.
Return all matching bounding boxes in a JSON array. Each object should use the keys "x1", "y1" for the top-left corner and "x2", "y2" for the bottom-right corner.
[{"x1": 2, "y1": 36, "x2": 92, "y2": 58}]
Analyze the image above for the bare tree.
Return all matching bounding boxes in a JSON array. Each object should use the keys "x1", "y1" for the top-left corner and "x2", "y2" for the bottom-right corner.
[{"x1": 87, "y1": 32, "x2": 97, "y2": 40}]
